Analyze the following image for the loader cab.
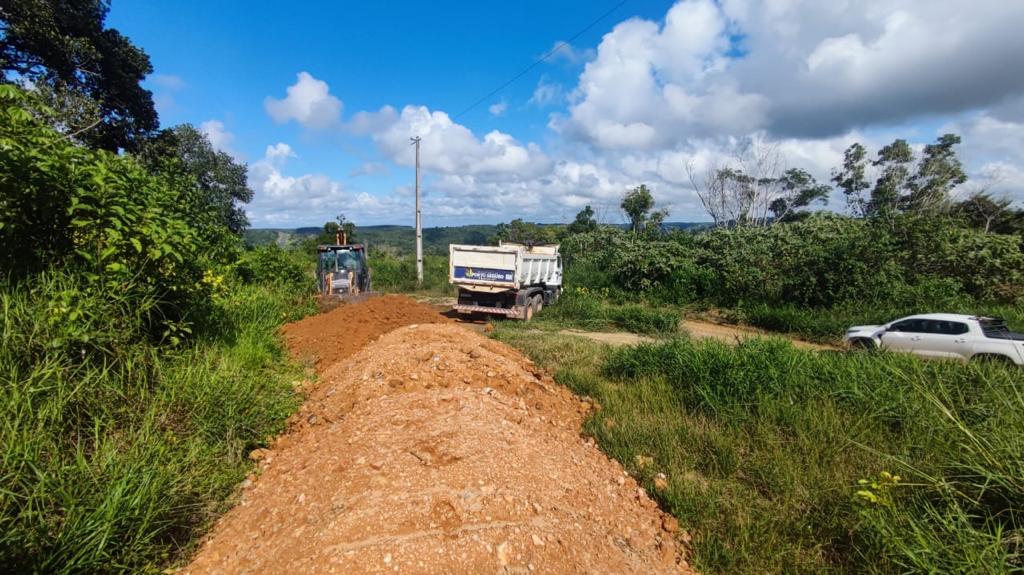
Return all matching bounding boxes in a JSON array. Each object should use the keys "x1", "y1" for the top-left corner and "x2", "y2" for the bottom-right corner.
[{"x1": 316, "y1": 244, "x2": 370, "y2": 296}]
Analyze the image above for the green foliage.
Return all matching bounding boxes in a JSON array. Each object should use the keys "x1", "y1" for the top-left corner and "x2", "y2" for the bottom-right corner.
[
  {"x1": 0, "y1": 0, "x2": 158, "y2": 151},
  {"x1": 495, "y1": 327, "x2": 1024, "y2": 574},
  {"x1": 621, "y1": 184, "x2": 668, "y2": 235},
  {"x1": 139, "y1": 124, "x2": 253, "y2": 244},
  {"x1": 566, "y1": 205, "x2": 598, "y2": 235},
  {"x1": 0, "y1": 87, "x2": 211, "y2": 344},
  {"x1": 543, "y1": 288, "x2": 679, "y2": 335},
  {"x1": 0, "y1": 271, "x2": 313, "y2": 574},
  {"x1": 369, "y1": 253, "x2": 453, "y2": 294},
  {"x1": 492, "y1": 218, "x2": 562, "y2": 245},
  {"x1": 234, "y1": 244, "x2": 310, "y2": 290},
  {"x1": 561, "y1": 209, "x2": 1023, "y2": 341}
]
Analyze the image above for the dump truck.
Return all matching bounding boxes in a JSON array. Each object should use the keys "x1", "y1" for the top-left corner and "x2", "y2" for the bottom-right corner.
[
  {"x1": 449, "y1": 242, "x2": 562, "y2": 321},
  {"x1": 316, "y1": 230, "x2": 372, "y2": 300}
]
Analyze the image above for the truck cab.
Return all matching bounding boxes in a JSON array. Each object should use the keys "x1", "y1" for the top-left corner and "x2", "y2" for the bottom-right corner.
[{"x1": 317, "y1": 244, "x2": 370, "y2": 297}]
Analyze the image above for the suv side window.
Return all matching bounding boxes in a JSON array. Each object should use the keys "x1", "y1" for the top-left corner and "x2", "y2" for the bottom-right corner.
[
  {"x1": 890, "y1": 319, "x2": 926, "y2": 333},
  {"x1": 923, "y1": 320, "x2": 970, "y2": 335}
]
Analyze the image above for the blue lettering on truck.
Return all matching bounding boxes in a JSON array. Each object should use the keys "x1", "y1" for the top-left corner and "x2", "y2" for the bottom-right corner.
[{"x1": 454, "y1": 266, "x2": 514, "y2": 283}]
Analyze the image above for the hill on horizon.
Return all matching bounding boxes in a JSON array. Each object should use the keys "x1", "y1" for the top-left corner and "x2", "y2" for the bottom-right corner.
[{"x1": 244, "y1": 222, "x2": 710, "y2": 253}]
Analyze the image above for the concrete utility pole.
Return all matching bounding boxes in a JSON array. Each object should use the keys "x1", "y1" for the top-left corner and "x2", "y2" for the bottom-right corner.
[{"x1": 410, "y1": 136, "x2": 423, "y2": 285}]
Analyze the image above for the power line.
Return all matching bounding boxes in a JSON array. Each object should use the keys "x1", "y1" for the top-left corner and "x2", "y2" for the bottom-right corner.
[{"x1": 451, "y1": 0, "x2": 630, "y2": 121}]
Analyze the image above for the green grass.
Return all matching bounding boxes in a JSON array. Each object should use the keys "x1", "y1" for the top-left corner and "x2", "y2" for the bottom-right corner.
[
  {"x1": 370, "y1": 253, "x2": 454, "y2": 295},
  {"x1": 492, "y1": 323, "x2": 1024, "y2": 574},
  {"x1": 0, "y1": 273, "x2": 314, "y2": 573},
  {"x1": 524, "y1": 288, "x2": 680, "y2": 336}
]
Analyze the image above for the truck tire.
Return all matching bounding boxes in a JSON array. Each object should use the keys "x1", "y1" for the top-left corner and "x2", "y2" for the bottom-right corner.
[
  {"x1": 849, "y1": 338, "x2": 876, "y2": 350},
  {"x1": 532, "y1": 294, "x2": 543, "y2": 315},
  {"x1": 971, "y1": 353, "x2": 1015, "y2": 365},
  {"x1": 522, "y1": 302, "x2": 534, "y2": 322}
]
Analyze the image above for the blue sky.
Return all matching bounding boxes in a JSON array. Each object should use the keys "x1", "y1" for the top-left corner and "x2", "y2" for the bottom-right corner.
[{"x1": 108, "y1": 0, "x2": 1024, "y2": 228}]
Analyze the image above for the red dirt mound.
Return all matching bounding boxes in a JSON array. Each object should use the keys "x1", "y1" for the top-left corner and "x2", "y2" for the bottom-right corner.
[{"x1": 281, "y1": 294, "x2": 450, "y2": 369}]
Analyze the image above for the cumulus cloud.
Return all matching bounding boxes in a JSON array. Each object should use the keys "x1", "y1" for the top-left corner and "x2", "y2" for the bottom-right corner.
[
  {"x1": 371, "y1": 105, "x2": 551, "y2": 178},
  {"x1": 246, "y1": 143, "x2": 408, "y2": 226},
  {"x1": 265, "y1": 72, "x2": 343, "y2": 129},
  {"x1": 200, "y1": 120, "x2": 237, "y2": 156},
  {"x1": 249, "y1": 1, "x2": 1024, "y2": 225},
  {"x1": 565, "y1": 0, "x2": 1024, "y2": 148}
]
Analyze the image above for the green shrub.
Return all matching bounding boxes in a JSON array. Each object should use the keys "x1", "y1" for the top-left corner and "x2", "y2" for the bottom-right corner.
[
  {"x1": 235, "y1": 244, "x2": 310, "y2": 289},
  {"x1": 369, "y1": 253, "x2": 452, "y2": 294},
  {"x1": 605, "y1": 305, "x2": 679, "y2": 335},
  {"x1": 0, "y1": 274, "x2": 309, "y2": 574}
]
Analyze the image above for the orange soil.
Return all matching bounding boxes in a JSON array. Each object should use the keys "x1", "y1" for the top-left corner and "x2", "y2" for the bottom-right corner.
[{"x1": 183, "y1": 296, "x2": 694, "y2": 575}]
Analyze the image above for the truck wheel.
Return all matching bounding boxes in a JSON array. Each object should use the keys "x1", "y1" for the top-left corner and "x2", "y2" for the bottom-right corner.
[
  {"x1": 972, "y1": 354, "x2": 1015, "y2": 365},
  {"x1": 522, "y1": 303, "x2": 534, "y2": 322},
  {"x1": 532, "y1": 294, "x2": 543, "y2": 315},
  {"x1": 849, "y1": 338, "x2": 876, "y2": 350}
]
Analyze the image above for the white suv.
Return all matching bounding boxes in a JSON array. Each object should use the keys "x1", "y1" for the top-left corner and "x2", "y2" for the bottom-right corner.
[{"x1": 844, "y1": 314, "x2": 1024, "y2": 365}]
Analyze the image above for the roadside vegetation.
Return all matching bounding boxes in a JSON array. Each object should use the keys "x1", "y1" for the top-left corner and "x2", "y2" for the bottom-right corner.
[
  {"x1": 488, "y1": 136, "x2": 1024, "y2": 572},
  {"x1": 493, "y1": 325, "x2": 1023, "y2": 574},
  {"x1": 0, "y1": 11, "x2": 317, "y2": 570}
]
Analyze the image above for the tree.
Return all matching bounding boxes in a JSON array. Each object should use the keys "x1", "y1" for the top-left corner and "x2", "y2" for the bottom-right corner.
[
  {"x1": 566, "y1": 205, "x2": 598, "y2": 235},
  {"x1": 337, "y1": 213, "x2": 356, "y2": 243},
  {"x1": 769, "y1": 168, "x2": 830, "y2": 222},
  {"x1": 868, "y1": 139, "x2": 914, "y2": 220},
  {"x1": 493, "y1": 219, "x2": 559, "y2": 245},
  {"x1": 621, "y1": 185, "x2": 668, "y2": 234},
  {"x1": 0, "y1": 0, "x2": 158, "y2": 151},
  {"x1": 832, "y1": 143, "x2": 870, "y2": 217},
  {"x1": 688, "y1": 137, "x2": 784, "y2": 227},
  {"x1": 956, "y1": 192, "x2": 1023, "y2": 235},
  {"x1": 139, "y1": 125, "x2": 252, "y2": 252},
  {"x1": 906, "y1": 133, "x2": 966, "y2": 213}
]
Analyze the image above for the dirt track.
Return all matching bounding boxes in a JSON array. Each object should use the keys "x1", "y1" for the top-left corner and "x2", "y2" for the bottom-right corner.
[{"x1": 183, "y1": 296, "x2": 692, "y2": 575}]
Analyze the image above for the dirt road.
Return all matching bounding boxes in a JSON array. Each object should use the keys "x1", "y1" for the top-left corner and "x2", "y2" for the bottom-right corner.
[
  {"x1": 183, "y1": 296, "x2": 692, "y2": 575},
  {"x1": 556, "y1": 322, "x2": 834, "y2": 350}
]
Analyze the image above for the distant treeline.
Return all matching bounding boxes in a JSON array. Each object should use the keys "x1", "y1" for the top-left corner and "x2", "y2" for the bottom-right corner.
[{"x1": 245, "y1": 221, "x2": 709, "y2": 253}]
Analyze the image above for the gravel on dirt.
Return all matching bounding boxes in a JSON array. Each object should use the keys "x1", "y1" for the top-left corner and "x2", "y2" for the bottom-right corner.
[{"x1": 183, "y1": 295, "x2": 693, "y2": 575}]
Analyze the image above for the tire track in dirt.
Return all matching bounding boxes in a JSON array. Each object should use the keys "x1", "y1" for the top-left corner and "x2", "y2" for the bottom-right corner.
[{"x1": 182, "y1": 295, "x2": 694, "y2": 575}]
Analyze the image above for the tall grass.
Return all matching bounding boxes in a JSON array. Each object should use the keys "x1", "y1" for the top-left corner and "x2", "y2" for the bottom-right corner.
[
  {"x1": 370, "y1": 253, "x2": 453, "y2": 295},
  {"x1": 0, "y1": 272, "x2": 313, "y2": 573},
  {"x1": 538, "y1": 287, "x2": 679, "y2": 335},
  {"x1": 493, "y1": 325, "x2": 1024, "y2": 574}
]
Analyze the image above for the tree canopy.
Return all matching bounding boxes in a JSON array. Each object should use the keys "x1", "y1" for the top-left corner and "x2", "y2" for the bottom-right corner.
[{"x1": 0, "y1": 0, "x2": 158, "y2": 151}]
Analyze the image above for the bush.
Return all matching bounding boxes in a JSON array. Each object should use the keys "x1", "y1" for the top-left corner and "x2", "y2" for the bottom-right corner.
[{"x1": 235, "y1": 244, "x2": 310, "y2": 289}]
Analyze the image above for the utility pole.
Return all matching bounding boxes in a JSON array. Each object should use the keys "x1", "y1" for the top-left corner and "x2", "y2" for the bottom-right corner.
[{"x1": 410, "y1": 136, "x2": 423, "y2": 286}]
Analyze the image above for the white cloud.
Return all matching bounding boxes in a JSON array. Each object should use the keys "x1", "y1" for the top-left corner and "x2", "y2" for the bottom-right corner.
[
  {"x1": 488, "y1": 101, "x2": 508, "y2": 116},
  {"x1": 264, "y1": 142, "x2": 296, "y2": 164},
  {"x1": 245, "y1": 0, "x2": 1024, "y2": 224},
  {"x1": 200, "y1": 120, "x2": 237, "y2": 156},
  {"x1": 564, "y1": 0, "x2": 1024, "y2": 148},
  {"x1": 246, "y1": 144, "x2": 408, "y2": 226},
  {"x1": 530, "y1": 77, "x2": 564, "y2": 107},
  {"x1": 264, "y1": 72, "x2": 343, "y2": 129},
  {"x1": 371, "y1": 105, "x2": 551, "y2": 178}
]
